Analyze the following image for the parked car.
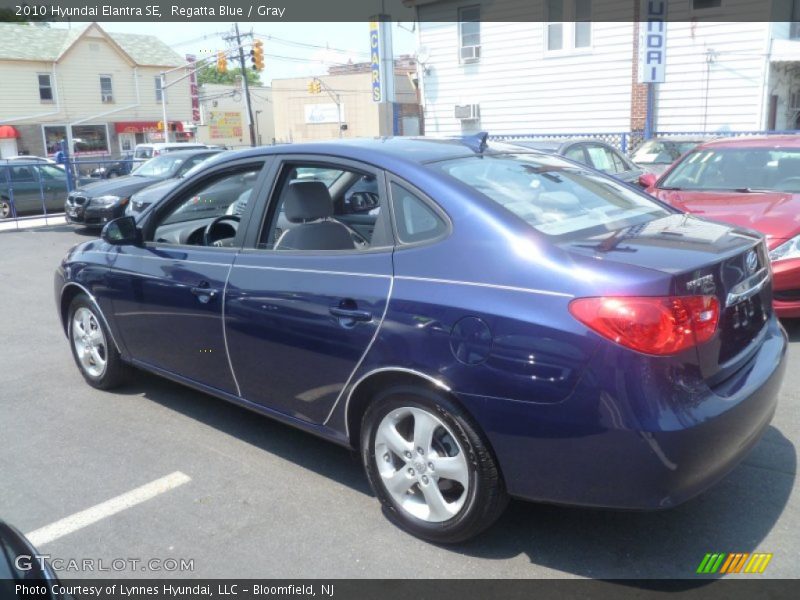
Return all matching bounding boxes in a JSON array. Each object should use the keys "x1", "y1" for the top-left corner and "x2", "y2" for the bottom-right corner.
[
  {"x1": 0, "y1": 162, "x2": 68, "y2": 219},
  {"x1": 55, "y1": 135, "x2": 786, "y2": 543},
  {"x1": 641, "y1": 135, "x2": 800, "y2": 318},
  {"x1": 0, "y1": 519, "x2": 74, "y2": 599},
  {"x1": 512, "y1": 139, "x2": 646, "y2": 185},
  {"x1": 630, "y1": 137, "x2": 708, "y2": 176},
  {"x1": 126, "y1": 152, "x2": 228, "y2": 217},
  {"x1": 133, "y1": 142, "x2": 208, "y2": 161},
  {"x1": 89, "y1": 152, "x2": 135, "y2": 179},
  {"x1": 65, "y1": 149, "x2": 222, "y2": 228},
  {"x1": 4, "y1": 155, "x2": 62, "y2": 168}
]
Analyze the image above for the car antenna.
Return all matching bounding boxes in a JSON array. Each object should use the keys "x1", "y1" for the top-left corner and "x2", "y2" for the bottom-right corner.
[{"x1": 462, "y1": 131, "x2": 489, "y2": 154}]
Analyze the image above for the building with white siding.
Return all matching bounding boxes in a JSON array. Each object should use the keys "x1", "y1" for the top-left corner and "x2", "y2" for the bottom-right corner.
[
  {"x1": 407, "y1": 0, "x2": 800, "y2": 137},
  {"x1": 0, "y1": 22, "x2": 194, "y2": 159}
]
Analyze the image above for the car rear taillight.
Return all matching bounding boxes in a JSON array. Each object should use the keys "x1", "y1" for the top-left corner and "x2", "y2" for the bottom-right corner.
[{"x1": 569, "y1": 295, "x2": 720, "y2": 356}]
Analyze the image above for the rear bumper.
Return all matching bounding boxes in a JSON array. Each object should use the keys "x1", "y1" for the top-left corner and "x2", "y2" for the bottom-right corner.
[
  {"x1": 771, "y1": 258, "x2": 800, "y2": 318},
  {"x1": 457, "y1": 317, "x2": 787, "y2": 509}
]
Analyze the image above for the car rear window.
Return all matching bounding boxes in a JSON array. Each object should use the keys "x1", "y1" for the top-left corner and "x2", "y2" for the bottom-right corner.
[{"x1": 431, "y1": 153, "x2": 669, "y2": 237}]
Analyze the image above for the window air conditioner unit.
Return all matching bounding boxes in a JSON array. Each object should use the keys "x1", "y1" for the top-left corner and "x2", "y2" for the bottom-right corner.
[
  {"x1": 454, "y1": 104, "x2": 480, "y2": 120},
  {"x1": 460, "y1": 45, "x2": 481, "y2": 62}
]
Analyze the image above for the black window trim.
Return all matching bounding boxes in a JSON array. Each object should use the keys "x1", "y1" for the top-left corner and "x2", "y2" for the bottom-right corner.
[
  {"x1": 140, "y1": 156, "x2": 272, "y2": 251},
  {"x1": 385, "y1": 172, "x2": 452, "y2": 249},
  {"x1": 241, "y1": 153, "x2": 395, "y2": 256}
]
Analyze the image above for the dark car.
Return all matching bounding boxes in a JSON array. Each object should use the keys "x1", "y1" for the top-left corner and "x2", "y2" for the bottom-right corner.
[
  {"x1": 630, "y1": 137, "x2": 708, "y2": 176},
  {"x1": 55, "y1": 135, "x2": 786, "y2": 543},
  {"x1": 0, "y1": 519, "x2": 74, "y2": 599},
  {"x1": 64, "y1": 149, "x2": 222, "y2": 228},
  {"x1": 89, "y1": 152, "x2": 136, "y2": 179},
  {"x1": 512, "y1": 139, "x2": 646, "y2": 185},
  {"x1": 1, "y1": 162, "x2": 69, "y2": 219}
]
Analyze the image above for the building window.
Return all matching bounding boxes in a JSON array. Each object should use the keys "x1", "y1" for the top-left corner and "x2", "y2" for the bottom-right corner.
[
  {"x1": 791, "y1": 0, "x2": 800, "y2": 39},
  {"x1": 547, "y1": 0, "x2": 591, "y2": 53},
  {"x1": 575, "y1": 0, "x2": 591, "y2": 48},
  {"x1": 692, "y1": 0, "x2": 723, "y2": 9},
  {"x1": 38, "y1": 74, "x2": 53, "y2": 102},
  {"x1": 100, "y1": 75, "x2": 113, "y2": 103},
  {"x1": 155, "y1": 76, "x2": 163, "y2": 102},
  {"x1": 458, "y1": 5, "x2": 481, "y2": 62}
]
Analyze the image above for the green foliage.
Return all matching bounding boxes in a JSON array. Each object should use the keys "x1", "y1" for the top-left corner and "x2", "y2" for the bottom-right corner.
[{"x1": 196, "y1": 64, "x2": 260, "y2": 86}]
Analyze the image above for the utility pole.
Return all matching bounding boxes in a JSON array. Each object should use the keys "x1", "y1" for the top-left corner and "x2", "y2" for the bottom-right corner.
[
  {"x1": 227, "y1": 23, "x2": 256, "y2": 147},
  {"x1": 160, "y1": 72, "x2": 169, "y2": 143}
]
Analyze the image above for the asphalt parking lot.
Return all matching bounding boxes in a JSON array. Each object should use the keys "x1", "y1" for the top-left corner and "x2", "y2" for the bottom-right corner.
[{"x1": 0, "y1": 225, "x2": 798, "y2": 580}]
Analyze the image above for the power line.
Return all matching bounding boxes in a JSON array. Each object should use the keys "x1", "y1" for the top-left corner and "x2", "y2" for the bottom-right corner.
[{"x1": 253, "y1": 32, "x2": 370, "y2": 58}]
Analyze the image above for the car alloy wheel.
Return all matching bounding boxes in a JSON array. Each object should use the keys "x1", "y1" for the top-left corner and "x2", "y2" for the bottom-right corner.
[
  {"x1": 67, "y1": 294, "x2": 129, "y2": 389},
  {"x1": 0, "y1": 199, "x2": 10, "y2": 219},
  {"x1": 362, "y1": 386, "x2": 508, "y2": 543},
  {"x1": 71, "y1": 307, "x2": 107, "y2": 378},
  {"x1": 374, "y1": 406, "x2": 470, "y2": 522}
]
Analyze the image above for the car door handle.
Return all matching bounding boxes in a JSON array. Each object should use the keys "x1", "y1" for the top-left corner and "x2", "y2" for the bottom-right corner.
[
  {"x1": 191, "y1": 283, "x2": 219, "y2": 303},
  {"x1": 329, "y1": 306, "x2": 372, "y2": 322}
]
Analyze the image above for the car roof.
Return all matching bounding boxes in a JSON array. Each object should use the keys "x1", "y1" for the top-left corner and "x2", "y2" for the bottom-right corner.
[
  {"x1": 695, "y1": 135, "x2": 800, "y2": 149},
  {"x1": 509, "y1": 140, "x2": 562, "y2": 152},
  {"x1": 207, "y1": 137, "x2": 546, "y2": 169}
]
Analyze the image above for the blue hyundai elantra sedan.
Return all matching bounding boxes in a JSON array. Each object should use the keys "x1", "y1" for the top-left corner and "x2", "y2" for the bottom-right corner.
[{"x1": 55, "y1": 136, "x2": 786, "y2": 543}]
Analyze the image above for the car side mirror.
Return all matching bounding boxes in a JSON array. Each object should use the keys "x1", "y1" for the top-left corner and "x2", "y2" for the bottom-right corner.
[
  {"x1": 638, "y1": 172, "x2": 657, "y2": 188},
  {"x1": 102, "y1": 216, "x2": 141, "y2": 245}
]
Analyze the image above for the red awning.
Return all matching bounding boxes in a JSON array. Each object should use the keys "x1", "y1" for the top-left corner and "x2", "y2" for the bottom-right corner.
[
  {"x1": 114, "y1": 121, "x2": 184, "y2": 134},
  {"x1": 0, "y1": 125, "x2": 20, "y2": 139}
]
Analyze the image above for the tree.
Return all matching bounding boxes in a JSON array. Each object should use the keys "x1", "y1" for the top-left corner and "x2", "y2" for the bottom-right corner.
[{"x1": 196, "y1": 64, "x2": 260, "y2": 86}]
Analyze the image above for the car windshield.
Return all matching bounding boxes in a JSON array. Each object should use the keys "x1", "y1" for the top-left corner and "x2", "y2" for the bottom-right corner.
[
  {"x1": 134, "y1": 154, "x2": 186, "y2": 178},
  {"x1": 660, "y1": 147, "x2": 800, "y2": 193},
  {"x1": 631, "y1": 141, "x2": 678, "y2": 164},
  {"x1": 432, "y1": 153, "x2": 670, "y2": 237}
]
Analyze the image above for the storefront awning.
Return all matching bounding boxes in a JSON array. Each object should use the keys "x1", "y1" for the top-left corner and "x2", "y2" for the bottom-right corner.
[
  {"x1": 0, "y1": 125, "x2": 20, "y2": 139},
  {"x1": 114, "y1": 121, "x2": 184, "y2": 134}
]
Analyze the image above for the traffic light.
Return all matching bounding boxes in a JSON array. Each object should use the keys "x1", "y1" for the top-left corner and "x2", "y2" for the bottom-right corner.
[
  {"x1": 308, "y1": 79, "x2": 322, "y2": 94},
  {"x1": 216, "y1": 51, "x2": 227, "y2": 73},
  {"x1": 250, "y1": 40, "x2": 264, "y2": 71}
]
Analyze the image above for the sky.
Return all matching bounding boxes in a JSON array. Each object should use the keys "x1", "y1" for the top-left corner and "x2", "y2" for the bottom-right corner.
[{"x1": 52, "y1": 21, "x2": 419, "y2": 84}]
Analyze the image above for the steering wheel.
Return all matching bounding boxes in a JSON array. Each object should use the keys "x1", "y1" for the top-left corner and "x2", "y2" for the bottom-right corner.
[
  {"x1": 774, "y1": 177, "x2": 800, "y2": 192},
  {"x1": 203, "y1": 215, "x2": 240, "y2": 247}
]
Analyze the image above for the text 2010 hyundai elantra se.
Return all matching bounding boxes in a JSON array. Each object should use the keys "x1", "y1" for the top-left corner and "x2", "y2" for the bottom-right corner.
[{"x1": 55, "y1": 136, "x2": 786, "y2": 543}]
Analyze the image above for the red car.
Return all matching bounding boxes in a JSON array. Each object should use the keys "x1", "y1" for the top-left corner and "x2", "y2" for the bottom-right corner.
[{"x1": 640, "y1": 135, "x2": 800, "y2": 318}]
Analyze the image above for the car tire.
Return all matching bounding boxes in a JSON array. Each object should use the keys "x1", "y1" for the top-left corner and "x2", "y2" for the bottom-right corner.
[
  {"x1": 0, "y1": 197, "x2": 11, "y2": 219},
  {"x1": 361, "y1": 385, "x2": 508, "y2": 544},
  {"x1": 67, "y1": 294, "x2": 128, "y2": 389}
]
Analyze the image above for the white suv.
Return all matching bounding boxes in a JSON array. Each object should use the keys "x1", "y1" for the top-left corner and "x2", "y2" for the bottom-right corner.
[{"x1": 133, "y1": 143, "x2": 208, "y2": 160}]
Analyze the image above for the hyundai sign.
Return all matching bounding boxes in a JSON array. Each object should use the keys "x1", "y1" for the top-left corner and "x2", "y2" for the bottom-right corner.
[{"x1": 638, "y1": 0, "x2": 667, "y2": 83}]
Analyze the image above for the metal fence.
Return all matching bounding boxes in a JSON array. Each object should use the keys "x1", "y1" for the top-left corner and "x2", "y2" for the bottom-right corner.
[
  {"x1": 0, "y1": 157, "x2": 140, "y2": 231},
  {"x1": 489, "y1": 129, "x2": 800, "y2": 153}
]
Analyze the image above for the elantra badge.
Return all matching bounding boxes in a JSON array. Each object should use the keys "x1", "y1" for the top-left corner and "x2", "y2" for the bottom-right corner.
[{"x1": 686, "y1": 274, "x2": 716, "y2": 295}]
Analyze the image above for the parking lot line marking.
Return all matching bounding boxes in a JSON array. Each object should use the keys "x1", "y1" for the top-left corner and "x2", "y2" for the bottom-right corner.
[{"x1": 25, "y1": 471, "x2": 191, "y2": 547}]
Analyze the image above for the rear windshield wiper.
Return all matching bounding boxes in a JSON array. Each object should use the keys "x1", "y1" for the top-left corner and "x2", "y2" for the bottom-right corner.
[{"x1": 732, "y1": 188, "x2": 772, "y2": 193}]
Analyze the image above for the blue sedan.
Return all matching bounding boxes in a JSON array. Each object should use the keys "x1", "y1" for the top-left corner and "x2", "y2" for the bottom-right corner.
[{"x1": 54, "y1": 135, "x2": 786, "y2": 543}]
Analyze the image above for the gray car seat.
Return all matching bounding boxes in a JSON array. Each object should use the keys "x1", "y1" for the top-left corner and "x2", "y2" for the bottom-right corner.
[{"x1": 274, "y1": 181, "x2": 357, "y2": 251}]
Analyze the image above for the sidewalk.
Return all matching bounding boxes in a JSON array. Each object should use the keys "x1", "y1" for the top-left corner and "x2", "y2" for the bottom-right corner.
[{"x1": 0, "y1": 215, "x2": 66, "y2": 233}]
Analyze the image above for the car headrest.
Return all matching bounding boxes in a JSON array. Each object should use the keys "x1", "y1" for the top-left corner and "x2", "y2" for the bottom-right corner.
[{"x1": 284, "y1": 181, "x2": 333, "y2": 223}]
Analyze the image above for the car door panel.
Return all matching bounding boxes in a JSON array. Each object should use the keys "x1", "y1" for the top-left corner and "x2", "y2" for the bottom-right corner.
[
  {"x1": 225, "y1": 251, "x2": 392, "y2": 423},
  {"x1": 108, "y1": 245, "x2": 238, "y2": 393}
]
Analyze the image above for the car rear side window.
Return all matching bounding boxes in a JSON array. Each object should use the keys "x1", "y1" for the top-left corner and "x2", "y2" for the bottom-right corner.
[
  {"x1": 432, "y1": 153, "x2": 669, "y2": 238},
  {"x1": 390, "y1": 182, "x2": 447, "y2": 244}
]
